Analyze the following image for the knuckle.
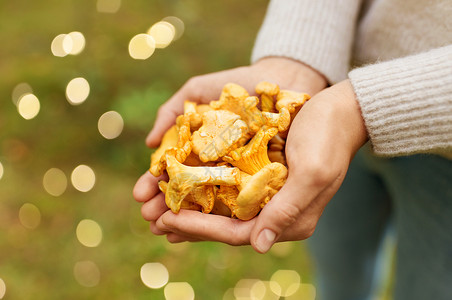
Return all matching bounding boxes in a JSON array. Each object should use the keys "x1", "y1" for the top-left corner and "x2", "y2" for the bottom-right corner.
[
  {"x1": 157, "y1": 105, "x2": 171, "y2": 117},
  {"x1": 141, "y1": 203, "x2": 153, "y2": 221},
  {"x1": 273, "y1": 202, "x2": 302, "y2": 228},
  {"x1": 304, "y1": 163, "x2": 336, "y2": 188},
  {"x1": 300, "y1": 218, "x2": 317, "y2": 240}
]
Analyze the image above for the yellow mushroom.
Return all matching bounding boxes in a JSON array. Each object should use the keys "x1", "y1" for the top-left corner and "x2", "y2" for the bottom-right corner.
[
  {"x1": 192, "y1": 110, "x2": 248, "y2": 162},
  {"x1": 268, "y1": 133, "x2": 286, "y2": 151},
  {"x1": 184, "y1": 100, "x2": 203, "y2": 131},
  {"x1": 196, "y1": 104, "x2": 213, "y2": 114},
  {"x1": 276, "y1": 90, "x2": 310, "y2": 116},
  {"x1": 210, "y1": 84, "x2": 266, "y2": 133},
  {"x1": 255, "y1": 81, "x2": 280, "y2": 113},
  {"x1": 216, "y1": 185, "x2": 240, "y2": 217},
  {"x1": 261, "y1": 107, "x2": 291, "y2": 132},
  {"x1": 223, "y1": 126, "x2": 278, "y2": 175},
  {"x1": 149, "y1": 115, "x2": 192, "y2": 177},
  {"x1": 164, "y1": 152, "x2": 241, "y2": 213},
  {"x1": 234, "y1": 162, "x2": 288, "y2": 220},
  {"x1": 158, "y1": 181, "x2": 202, "y2": 211},
  {"x1": 268, "y1": 150, "x2": 287, "y2": 166}
]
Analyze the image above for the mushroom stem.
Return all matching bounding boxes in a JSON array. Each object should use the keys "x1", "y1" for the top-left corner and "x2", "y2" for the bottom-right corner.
[{"x1": 165, "y1": 154, "x2": 241, "y2": 213}]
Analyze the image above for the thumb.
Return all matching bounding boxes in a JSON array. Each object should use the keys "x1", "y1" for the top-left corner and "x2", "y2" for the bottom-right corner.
[
  {"x1": 250, "y1": 175, "x2": 316, "y2": 253},
  {"x1": 145, "y1": 94, "x2": 185, "y2": 148}
]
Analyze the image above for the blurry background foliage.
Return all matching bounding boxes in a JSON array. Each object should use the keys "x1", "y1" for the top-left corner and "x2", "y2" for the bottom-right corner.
[{"x1": 0, "y1": 0, "x2": 316, "y2": 299}]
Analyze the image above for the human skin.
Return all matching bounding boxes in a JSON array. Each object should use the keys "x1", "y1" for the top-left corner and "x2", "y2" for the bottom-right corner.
[{"x1": 133, "y1": 57, "x2": 368, "y2": 253}]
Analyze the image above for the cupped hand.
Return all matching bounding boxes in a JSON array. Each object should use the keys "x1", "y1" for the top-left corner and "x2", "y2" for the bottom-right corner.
[
  {"x1": 142, "y1": 80, "x2": 368, "y2": 253},
  {"x1": 133, "y1": 57, "x2": 328, "y2": 234}
]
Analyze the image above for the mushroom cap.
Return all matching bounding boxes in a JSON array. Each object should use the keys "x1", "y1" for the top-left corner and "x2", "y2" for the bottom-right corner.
[
  {"x1": 192, "y1": 110, "x2": 248, "y2": 162},
  {"x1": 234, "y1": 162, "x2": 288, "y2": 220},
  {"x1": 196, "y1": 104, "x2": 213, "y2": 114},
  {"x1": 255, "y1": 81, "x2": 280, "y2": 96},
  {"x1": 275, "y1": 90, "x2": 310, "y2": 114},
  {"x1": 223, "y1": 126, "x2": 278, "y2": 175},
  {"x1": 210, "y1": 84, "x2": 265, "y2": 133},
  {"x1": 184, "y1": 101, "x2": 203, "y2": 130},
  {"x1": 150, "y1": 125, "x2": 179, "y2": 176}
]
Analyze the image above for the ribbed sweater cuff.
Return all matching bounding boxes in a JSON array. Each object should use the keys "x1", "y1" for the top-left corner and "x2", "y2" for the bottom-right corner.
[
  {"x1": 349, "y1": 45, "x2": 452, "y2": 157},
  {"x1": 251, "y1": 0, "x2": 361, "y2": 84}
]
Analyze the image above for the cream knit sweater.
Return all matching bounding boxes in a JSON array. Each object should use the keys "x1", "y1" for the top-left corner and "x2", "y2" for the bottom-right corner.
[{"x1": 252, "y1": 0, "x2": 452, "y2": 157}]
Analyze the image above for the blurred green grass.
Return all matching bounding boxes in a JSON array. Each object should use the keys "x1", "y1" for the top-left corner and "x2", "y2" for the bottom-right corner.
[{"x1": 0, "y1": 0, "x2": 316, "y2": 299}]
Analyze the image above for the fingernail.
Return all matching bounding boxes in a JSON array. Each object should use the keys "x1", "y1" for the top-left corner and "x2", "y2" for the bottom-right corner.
[{"x1": 256, "y1": 229, "x2": 276, "y2": 253}]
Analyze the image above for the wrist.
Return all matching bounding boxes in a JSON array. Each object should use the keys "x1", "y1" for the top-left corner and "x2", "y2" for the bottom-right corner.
[{"x1": 323, "y1": 80, "x2": 368, "y2": 154}]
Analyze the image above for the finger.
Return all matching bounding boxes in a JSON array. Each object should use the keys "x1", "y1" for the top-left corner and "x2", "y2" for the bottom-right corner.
[
  {"x1": 166, "y1": 233, "x2": 202, "y2": 243},
  {"x1": 156, "y1": 210, "x2": 255, "y2": 246},
  {"x1": 133, "y1": 172, "x2": 168, "y2": 202},
  {"x1": 250, "y1": 174, "x2": 325, "y2": 253},
  {"x1": 141, "y1": 192, "x2": 169, "y2": 222},
  {"x1": 149, "y1": 221, "x2": 170, "y2": 235}
]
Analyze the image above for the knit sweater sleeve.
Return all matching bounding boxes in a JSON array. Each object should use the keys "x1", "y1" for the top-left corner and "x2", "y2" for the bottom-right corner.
[
  {"x1": 251, "y1": 0, "x2": 362, "y2": 84},
  {"x1": 349, "y1": 45, "x2": 452, "y2": 157}
]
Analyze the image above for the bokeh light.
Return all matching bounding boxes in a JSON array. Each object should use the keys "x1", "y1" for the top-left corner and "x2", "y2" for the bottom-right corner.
[
  {"x1": 285, "y1": 283, "x2": 316, "y2": 300},
  {"x1": 269, "y1": 270, "x2": 300, "y2": 297},
  {"x1": 0, "y1": 278, "x2": 5, "y2": 299},
  {"x1": 140, "y1": 262, "x2": 169, "y2": 289},
  {"x1": 97, "y1": 0, "x2": 121, "y2": 13},
  {"x1": 164, "y1": 282, "x2": 195, "y2": 300},
  {"x1": 18, "y1": 203, "x2": 41, "y2": 230},
  {"x1": 12, "y1": 82, "x2": 33, "y2": 106},
  {"x1": 71, "y1": 165, "x2": 96, "y2": 192},
  {"x1": 234, "y1": 279, "x2": 260, "y2": 299},
  {"x1": 73, "y1": 260, "x2": 101, "y2": 287},
  {"x1": 51, "y1": 33, "x2": 68, "y2": 57},
  {"x1": 66, "y1": 77, "x2": 90, "y2": 105},
  {"x1": 162, "y1": 16, "x2": 184, "y2": 40},
  {"x1": 43, "y1": 168, "x2": 67, "y2": 196},
  {"x1": 222, "y1": 288, "x2": 235, "y2": 300},
  {"x1": 128, "y1": 34, "x2": 156, "y2": 60},
  {"x1": 17, "y1": 93, "x2": 40, "y2": 120},
  {"x1": 270, "y1": 241, "x2": 294, "y2": 257},
  {"x1": 0, "y1": 162, "x2": 3, "y2": 180},
  {"x1": 76, "y1": 219, "x2": 103, "y2": 247},
  {"x1": 148, "y1": 21, "x2": 175, "y2": 48},
  {"x1": 98, "y1": 111, "x2": 124, "y2": 139},
  {"x1": 64, "y1": 31, "x2": 86, "y2": 55},
  {"x1": 250, "y1": 281, "x2": 280, "y2": 300}
]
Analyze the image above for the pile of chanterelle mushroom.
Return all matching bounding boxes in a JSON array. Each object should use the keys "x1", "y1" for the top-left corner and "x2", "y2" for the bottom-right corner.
[{"x1": 149, "y1": 82, "x2": 310, "y2": 220}]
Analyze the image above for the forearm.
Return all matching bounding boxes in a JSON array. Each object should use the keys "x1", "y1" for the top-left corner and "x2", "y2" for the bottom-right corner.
[
  {"x1": 349, "y1": 45, "x2": 452, "y2": 157},
  {"x1": 252, "y1": 0, "x2": 362, "y2": 84}
]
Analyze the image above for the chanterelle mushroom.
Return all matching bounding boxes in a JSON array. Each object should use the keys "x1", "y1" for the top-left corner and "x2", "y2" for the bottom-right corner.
[
  {"x1": 261, "y1": 107, "x2": 291, "y2": 132},
  {"x1": 149, "y1": 115, "x2": 192, "y2": 177},
  {"x1": 223, "y1": 126, "x2": 278, "y2": 175},
  {"x1": 164, "y1": 151, "x2": 241, "y2": 213},
  {"x1": 276, "y1": 90, "x2": 310, "y2": 116},
  {"x1": 210, "y1": 84, "x2": 266, "y2": 133},
  {"x1": 216, "y1": 185, "x2": 239, "y2": 217},
  {"x1": 255, "y1": 81, "x2": 280, "y2": 113},
  {"x1": 158, "y1": 181, "x2": 202, "y2": 211},
  {"x1": 184, "y1": 100, "x2": 203, "y2": 131},
  {"x1": 192, "y1": 110, "x2": 248, "y2": 162},
  {"x1": 234, "y1": 162, "x2": 288, "y2": 220},
  {"x1": 147, "y1": 81, "x2": 310, "y2": 221}
]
